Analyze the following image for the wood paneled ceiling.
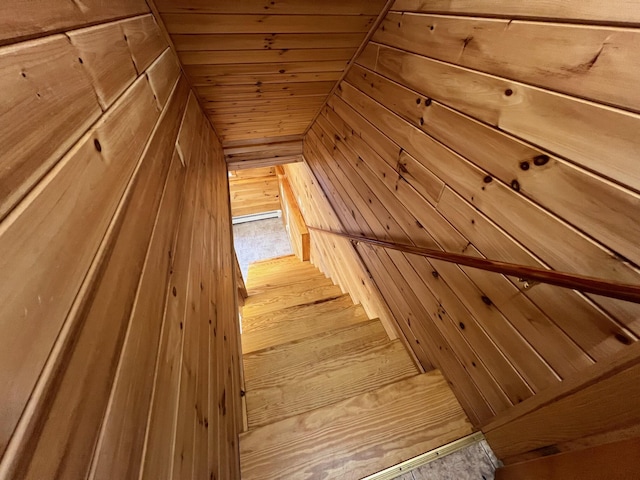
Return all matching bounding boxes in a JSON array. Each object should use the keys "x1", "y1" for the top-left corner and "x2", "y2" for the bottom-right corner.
[{"x1": 153, "y1": 0, "x2": 388, "y2": 145}]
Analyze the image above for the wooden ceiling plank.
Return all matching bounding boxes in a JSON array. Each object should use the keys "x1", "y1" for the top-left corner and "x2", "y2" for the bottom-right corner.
[
  {"x1": 303, "y1": 0, "x2": 397, "y2": 136},
  {"x1": 173, "y1": 33, "x2": 364, "y2": 51},
  {"x1": 197, "y1": 81, "x2": 335, "y2": 94},
  {"x1": 161, "y1": 14, "x2": 376, "y2": 34},
  {"x1": 222, "y1": 131, "x2": 307, "y2": 143},
  {"x1": 184, "y1": 60, "x2": 349, "y2": 76},
  {"x1": 189, "y1": 72, "x2": 343, "y2": 86},
  {"x1": 209, "y1": 113, "x2": 320, "y2": 122},
  {"x1": 179, "y1": 48, "x2": 356, "y2": 65},
  {"x1": 227, "y1": 156, "x2": 303, "y2": 170},
  {"x1": 156, "y1": 0, "x2": 386, "y2": 15}
]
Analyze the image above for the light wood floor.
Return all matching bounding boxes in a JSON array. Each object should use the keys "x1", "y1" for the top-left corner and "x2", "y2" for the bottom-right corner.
[{"x1": 239, "y1": 255, "x2": 474, "y2": 479}]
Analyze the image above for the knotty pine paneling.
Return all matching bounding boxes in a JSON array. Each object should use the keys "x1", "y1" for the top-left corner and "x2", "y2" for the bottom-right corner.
[
  {"x1": 391, "y1": 0, "x2": 640, "y2": 25},
  {"x1": 302, "y1": 3, "x2": 640, "y2": 440},
  {"x1": 154, "y1": 0, "x2": 388, "y2": 144},
  {"x1": 0, "y1": 0, "x2": 149, "y2": 45},
  {"x1": 228, "y1": 166, "x2": 281, "y2": 217},
  {"x1": 283, "y1": 161, "x2": 421, "y2": 361},
  {"x1": 0, "y1": 11, "x2": 242, "y2": 480}
]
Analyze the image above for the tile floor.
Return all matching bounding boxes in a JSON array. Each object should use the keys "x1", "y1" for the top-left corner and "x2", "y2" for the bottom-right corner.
[
  {"x1": 394, "y1": 440, "x2": 500, "y2": 480},
  {"x1": 233, "y1": 217, "x2": 293, "y2": 280}
]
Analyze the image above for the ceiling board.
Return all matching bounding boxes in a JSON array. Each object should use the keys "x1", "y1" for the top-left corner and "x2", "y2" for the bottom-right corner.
[
  {"x1": 155, "y1": 0, "x2": 388, "y2": 143},
  {"x1": 173, "y1": 33, "x2": 364, "y2": 51},
  {"x1": 190, "y1": 72, "x2": 343, "y2": 86},
  {"x1": 155, "y1": 0, "x2": 384, "y2": 15}
]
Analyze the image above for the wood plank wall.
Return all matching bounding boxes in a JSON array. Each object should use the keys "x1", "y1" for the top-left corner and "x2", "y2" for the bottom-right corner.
[
  {"x1": 301, "y1": 0, "x2": 640, "y2": 437},
  {"x1": 283, "y1": 161, "x2": 427, "y2": 356},
  {"x1": 0, "y1": 3, "x2": 242, "y2": 479},
  {"x1": 153, "y1": 0, "x2": 387, "y2": 143},
  {"x1": 228, "y1": 167, "x2": 281, "y2": 217},
  {"x1": 276, "y1": 167, "x2": 310, "y2": 262}
]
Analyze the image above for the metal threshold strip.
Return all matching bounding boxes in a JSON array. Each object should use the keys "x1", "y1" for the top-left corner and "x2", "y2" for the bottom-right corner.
[{"x1": 362, "y1": 432, "x2": 486, "y2": 480}]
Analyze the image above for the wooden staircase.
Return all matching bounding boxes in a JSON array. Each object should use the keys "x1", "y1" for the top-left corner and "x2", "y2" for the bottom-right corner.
[{"x1": 239, "y1": 255, "x2": 475, "y2": 479}]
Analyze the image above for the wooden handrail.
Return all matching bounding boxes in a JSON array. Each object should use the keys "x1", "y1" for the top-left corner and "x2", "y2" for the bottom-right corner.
[{"x1": 308, "y1": 227, "x2": 640, "y2": 304}]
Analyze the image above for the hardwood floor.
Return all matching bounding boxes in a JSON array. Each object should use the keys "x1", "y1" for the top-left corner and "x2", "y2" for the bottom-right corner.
[{"x1": 239, "y1": 255, "x2": 475, "y2": 479}]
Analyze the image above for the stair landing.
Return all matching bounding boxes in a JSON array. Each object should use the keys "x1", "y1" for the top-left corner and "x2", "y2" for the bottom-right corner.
[{"x1": 239, "y1": 255, "x2": 474, "y2": 479}]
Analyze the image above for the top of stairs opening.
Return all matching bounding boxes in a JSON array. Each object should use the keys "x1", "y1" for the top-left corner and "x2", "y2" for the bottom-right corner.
[{"x1": 239, "y1": 255, "x2": 475, "y2": 479}]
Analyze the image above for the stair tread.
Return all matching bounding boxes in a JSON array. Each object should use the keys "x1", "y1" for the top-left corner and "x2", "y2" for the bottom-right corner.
[
  {"x1": 249, "y1": 254, "x2": 299, "y2": 267},
  {"x1": 246, "y1": 272, "x2": 333, "y2": 297},
  {"x1": 242, "y1": 279, "x2": 343, "y2": 318},
  {"x1": 241, "y1": 295, "x2": 370, "y2": 353},
  {"x1": 245, "y1": 339, "x2": 418, "y2": 429},
  {"x1": 247, "y1": 258, "x2": 320, "y2": 286},
  {"x1": 243, "y1": 319, "x2": 388, "y2": 383},
  {"x1": 240, "y1": 371, "x2": 475, "y2": 480},
  {"x1": 247, "y1": 263, "x2": 323, "y2": 284}
]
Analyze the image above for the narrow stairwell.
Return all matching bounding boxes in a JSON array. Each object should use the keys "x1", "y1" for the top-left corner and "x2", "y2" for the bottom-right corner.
[{"x1": 239, "y1": 255, "x2": 475, "y2": 479}]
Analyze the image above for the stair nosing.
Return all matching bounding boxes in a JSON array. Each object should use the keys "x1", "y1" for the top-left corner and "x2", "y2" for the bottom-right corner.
[{"x1": 242, "y1": 317, "x2": 383, "y2": 357}]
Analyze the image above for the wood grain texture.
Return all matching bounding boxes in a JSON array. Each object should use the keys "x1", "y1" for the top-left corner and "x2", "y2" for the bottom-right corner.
[
  {"x1": 175, "y1": 92, "x2": 201, "y2": 165},
  {"x1": 305, "y1": 136, "x2": 502, "y2": 418},
  {"x1": 181, "y1": 48, "x2": 356, "y2": 65},
  {"x1": 121, "y1": 14, "x2": 167, "y2": 73},
  {"x1": 173, "y1": 33, "x2": 364, "y2": 51},
  {"x1": 243, "y1": 320, "x2": 388, "y2": 383},
  {"x1": 0, "y1": 75, "x2": 159, "y2": 463},
  {"x1": 68, "y1": 20, "x2": 138, "y2": 109},
  {"x1": 87, "y1": 81, "x2": 189, "y2": 477},
  {"x1": 306, "y1": 121, "x2": 542, "y2": 402},
  {"x1": 243, "y1": 277, "x2": 343, "y2": 318},
  {"x1": 336, "y1": 78, "x2": 640, "y2": 327},
  {"x1": 0, "y1": 35, "x2": 101, "y2": 220},
  {"x1": 161, "y1": 14, "x2": 376, "y2": 34},
  {"x1": 370, "y1": 43, "x2": 640, "y2": 201},
  {"x1": 344, "y1": 64, "x2": 640, "y2": 290},
  {"x1": 229, "y1": 167, "x2": 281, "y2": 217},
  {"x1": 240, "y1": 372, "x2": 474, "y2": 479},
  {"x1": 284, "y1": 161, "x2": 401, "y2": 340},
  {"x1": 140, "y1": 110, "x2": 204, "y2": 480},
  {"x1": 0, "y1": 0, "x2": 149, "y2": 44},
  {"x1": 242, "y1": 295, "x2": 371, "y2": 354},
  {"x1": 11, "y1": 78, "x2": 187, "y2": 480},
  {"x1": 246, "y1": 339, "x2": 417, "y2": 428},
  {"x1": 295, "y1": 3, "x2": 640, "y2": 460},
  {"x1": 146, "y1": 48, "x2": 181, "y2": 108},
  {"x1": 193, "y1": 71, "x2": 343, "y2": 86},
  {"x1": 277, "y1": 171, "x2": 310, "y2": 261},
  {"x1": 375, "y1": 13, "x2": 640, "y2": 113},
  {"x1": 156, "y1": 0, "x2": 385, "y2": 15},
  {"x1": 302, "y1": 13, "x2": 640, "y2": 423},
  {"x1": 495, "y1": 437, "x2": 640, "y2": 480},
  {"x1": 486, "y1": 361, "x2": 640, "y2": 462},
  {"x1": 155, "y1": 0, "x2": 388, "y2": 142},
  {"x1": 89, "y1": 150, "x2": 186, "y2": 480},
  {"x1": 0, "y1": 9, "x2": 241, "y2": 479},
  {"x1": 390, "y1": 0, "x2": 640, "y2": 25}
]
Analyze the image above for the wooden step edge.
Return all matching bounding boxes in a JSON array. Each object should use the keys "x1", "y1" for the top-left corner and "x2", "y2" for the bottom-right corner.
[
  {"x1": 242, "y1": 291, "x2": 346, "y2": 318},
  {"x1": 244, "y1": 340, "x2": 420, "y2": 430},
  {"x1": 246, "y1": 263, "x2": 321, "y2": 279},
  {"x1": 362, "y1": 432, "x2": 485, "y2": 480},
  {"x1": 242, "y1": 318, "x2": 384, "y2": 358},
  {"x1": 240, "y1": 294, "x2": 358, "y2": 332},
  {"x1": 248, "y1": 254, "x2": 299, "y2": 266},
  {"x1": 246, "y1": 273, "x2": 333, "y2": 296},
  {"x1": 239, "y1": 369, "x2": 463, "y2": 441}
]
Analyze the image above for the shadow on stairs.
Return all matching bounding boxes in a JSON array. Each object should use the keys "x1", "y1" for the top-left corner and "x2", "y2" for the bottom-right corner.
[{"x1": 239, "y1": 255, "x2": 476, "y2": 479}]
